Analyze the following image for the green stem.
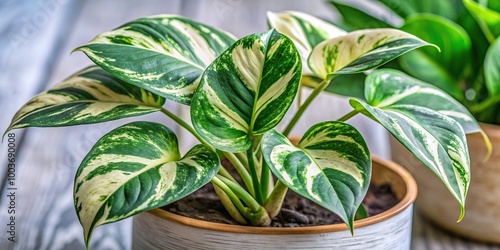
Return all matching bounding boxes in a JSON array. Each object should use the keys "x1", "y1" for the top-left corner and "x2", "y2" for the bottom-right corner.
[
  {"x1": 212, "y1": 176, "x2": 248, "y2": 213},
  {"x1": 283, "y1": 78, "x2": 332, "y2": 136},
  {"x1": 218, "y1": 166, "x2": 238, "y2": 183},
  {"x1": 217, "y1": 175, "x2": 261, "y2": 212},
  {"x1": 223, "y1": 152, "x2": 254, "y2": 196},
  {"x1": 212, "y1": 181, "x2": 247, "y2": 224},
  {"x1": 247, "y1": 146, "x2": 264, "y2": 204},
  {"x1": 337, "y1": 109, "x2": 360, "y2": 122},
  {"x1": 264, "y1": 180, "x2": 288, "y2": 218},
  {"x1": 470, "y1": 96, "x2": 500, "y2": 113},
  {"x1": 160, "y1": 107, "x2": 206, "y2": 144},
  {"x1": 260, "y1": 160, "x2": 271, "y2": 200}
]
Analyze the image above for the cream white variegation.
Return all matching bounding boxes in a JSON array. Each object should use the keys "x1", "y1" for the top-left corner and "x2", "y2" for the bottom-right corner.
[
  {"x1": 76, "y1": 15, "x2": 236, "y2": 105},
  {"x1": 350, "y1": 69, "x2": 480, "y2": 218},
  {"x1": 74, "y1": 121, "x2": 219, "y2": 247},
  {"x1": 261, "y1": 121, "x2": 371, "y2": 233},
  {"x1": 308, "y1": 28, "x2": 437, "y2": 79},
  {"x1": 191, "y1": 29, "x2": 301, "y2": 152},
  {"x1": 267, "y1": 11, "x2": 346, "y2": 74},
  {"x1": 6, "y1": 66, "x2": 165, "y2": 131}
]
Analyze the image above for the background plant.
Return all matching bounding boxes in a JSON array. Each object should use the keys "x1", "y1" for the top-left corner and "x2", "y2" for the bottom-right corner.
[
  {"x1": 330, "y1": 0, "x2": 500, "y2": 124},
  {"x1": 4, "y1": 11, "x2": 483, "y2": 248}
]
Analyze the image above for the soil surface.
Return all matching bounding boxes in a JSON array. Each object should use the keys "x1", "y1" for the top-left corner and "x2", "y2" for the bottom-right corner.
[{"x1": 163, "y1": 159, "x2": 400, "y2": 227}]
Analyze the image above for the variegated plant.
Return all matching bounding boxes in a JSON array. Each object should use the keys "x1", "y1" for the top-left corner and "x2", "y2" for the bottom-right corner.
[{"x1": 4, "y1": 11, "x2": 484, "y2": 248}]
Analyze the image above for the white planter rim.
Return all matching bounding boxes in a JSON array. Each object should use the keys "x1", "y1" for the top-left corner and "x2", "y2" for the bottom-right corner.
[{"x1": 143, "y1": 155, "x2": 417, "y2": 235}]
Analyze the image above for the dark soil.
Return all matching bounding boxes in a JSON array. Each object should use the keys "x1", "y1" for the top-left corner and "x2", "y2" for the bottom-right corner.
[{"x1": 163, "y1": 160, "x2": 400, "y2": 227}]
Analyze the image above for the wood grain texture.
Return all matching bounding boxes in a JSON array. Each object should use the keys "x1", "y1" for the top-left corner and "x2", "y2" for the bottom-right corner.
[{"x1": 1, "y1": 0, "x2": 499, "y2": 249}]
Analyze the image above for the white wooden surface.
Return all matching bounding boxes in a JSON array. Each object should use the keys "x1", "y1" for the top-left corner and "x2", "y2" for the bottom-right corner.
[{"x1": 0, "y1": 0, "x2": 498, "y2": 249}]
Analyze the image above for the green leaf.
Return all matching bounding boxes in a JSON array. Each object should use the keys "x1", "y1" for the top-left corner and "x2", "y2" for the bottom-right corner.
[
  {"x1": 329, "y1": 1, "x2": 393, "y2": 30},
  {"x1": 6, "y1": 66, "x2": 165, "y2": 131},
  {"x1": 485, "y1": 37, "x2": 500, "y2": 95},
  {"x1": 377, "y1": 0, "x2": 416, "y2": 18},
  {"x1": 74, "y1": 121, "x2": 219, "y2": 247},
  {"x1": 261, "y1": 121, "x2": 371, "y2": 233},
  {"x1": 351, "y1": 69, "x2": 478, "y2": 218},
  {"x1": 191, "y1": 29, "x2": 301, "y2": 152},
  {"x1": 267, "y1": 11, "x2": 346, "y2": 75},
  {"x1": 355, "y1": 203, "x2": 369, "y2": 220},
  {"x1": 464, "y1": 0, "x2": 500, "y2": 42},
  {"x1": 76, "y1": 15, "x2": 236, "y2": 105},
  {"x1": 324, "y1": 74, "x2": 367, "y2": 100},
  {"x1": 399, "y1": 14, "x2": 471, "y2": 100},
  {"x1": 308, "y1": 28, "x2": 436, "y2": 79}
]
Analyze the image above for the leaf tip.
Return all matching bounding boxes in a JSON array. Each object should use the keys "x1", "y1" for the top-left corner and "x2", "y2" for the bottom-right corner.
[
  {"x1": 457, "y1": 205, "x2": 466, "y2": 223},
  {"x1": 480, "y1": 130, "x2": 493, "y2": 162}
]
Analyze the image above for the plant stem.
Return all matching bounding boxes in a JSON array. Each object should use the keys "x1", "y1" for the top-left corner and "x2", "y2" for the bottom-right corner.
[
  {"x1": 218, "y1": 165, "x2": 238, "y2": 183},
  {"x1": 217, "y1": 175, "x2": 261, "y2": 212},
  {"x1": 212, "y1": 182, "x2": 247, "y2": 224},
  {"x1": 247, "y1": 146, "x2": 264, "y2": 204},
  {"x1": 223, "y1": 152, "x2": 255, "y2": 197},
  {"x1": 160, "y1": 107, "x2": 206, "y2": 144},
  {"x1": 212, "y1": 176, "x2": 248, "y2": 213},
  {"x1": 260, "y1": 160, "x2": 271, "y2": 199},
  {"x1": 264, "y1": 180, "x2": 288, "y2": 218},
  {"x1": 283, "y1": 78, "x2": 332, "y2": 136},
  {"x1": 470, "y1": 96, "x2": 500, "y2": 113},
  {"x1": 337, "y1": 109, "x2": 360, "y2": 122}
]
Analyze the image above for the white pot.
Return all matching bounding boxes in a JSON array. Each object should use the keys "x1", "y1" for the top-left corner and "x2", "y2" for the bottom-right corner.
[{"x1": 132, "y1": 156, "x2": 417, "y2": 250}]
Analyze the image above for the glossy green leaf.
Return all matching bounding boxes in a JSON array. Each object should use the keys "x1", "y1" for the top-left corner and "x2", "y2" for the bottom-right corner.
[
  {"x1": 76, "y1": 15, "x2": 236, "y2": 105},
  {"x1": 261, "y1": 121, "x2": 371, "y2": 233},
  {"x1": 464, "y1": 0, "x2": 500, "y2": 42},
  {"x1": 350, "y1": 69, "x2": 478, "y2": 218},
  {"x1": 74, "y1": 121, "x2": 219, "y2": 247},
  {"x1": 6, "y1": 66, "x2": 165, "y2": 131},
  {"x1": 267, "y1": 11, "x2": 346, "y2": 74},
  {"x1": 191, "y1": 29, "x2": 301, "y2": 152},
  {"x1": 485, "y1": 37, "x2": 500, "y2": 95},
  {"x1": 308, "y1": 28, "x2": 436, "y2": 79},
  {"x1": 377, "y1": 0, "x2": 416, "y2": 18},
  {"x1": 329, "y1": 1, "x2": 393, "y2": 30},
  {"x1": 399, "y1": 14, "x2": 471, "y2": 100}
]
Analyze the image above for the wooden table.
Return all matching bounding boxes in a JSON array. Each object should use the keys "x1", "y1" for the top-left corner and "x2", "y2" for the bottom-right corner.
[{"x1": 1, "y1": 0, "x2": 499, "y2": 249}]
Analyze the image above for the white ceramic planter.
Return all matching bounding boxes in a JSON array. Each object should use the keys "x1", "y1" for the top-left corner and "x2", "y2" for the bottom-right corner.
[
  {"x1": 390, "y1": 123, "x2": 500, "y2": 243},
  {"x1": 132, "y1": 156, "x2": 417, "y2": 250}
]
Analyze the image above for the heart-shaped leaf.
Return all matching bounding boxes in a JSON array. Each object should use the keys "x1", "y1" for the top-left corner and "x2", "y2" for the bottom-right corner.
[
  {"x1": 74, "y1": 121, "x2": 219, "y2": 247},
  {"x1": 350, "y1": 69, "x2": 480, "y2": 218},
  {"x1": 261, "y1": 121, "x2": 371, "y2": 233},
  {"x1": 6, "y1": 66, "x2": 165, "y2": 131},
  {"x1": 76, "y1": 15, "x2": 236, "y2": 105},
  {"x1": 464, "y1": 0, "x2": 500, "y2": 42},
  {"x1": 485, "y1": 37, "x2": 500, "y2": 95},
  {"x1": 308, "y1": 28, "x2": 437, "y2": 79},
  {"x1": 191, "y1": 29, "x2": 301, "y2": 152},
  {"x1": 399, "y1": 14, "x2": 471, "y2": 100},
  {"x1": 267, "y1": 11, "x2": 346, "y2": 74}
]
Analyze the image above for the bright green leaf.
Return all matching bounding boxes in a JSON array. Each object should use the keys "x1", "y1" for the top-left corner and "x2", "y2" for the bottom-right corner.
[
  {"x1": 6, "y1": 66, "x2": 165, "y2": 131},
  {"x1": 267, "y1": 11, "x2": 346, "y2": 75},
  {"x1": 464, "y1": 0, "x2": 500, "y2": 42},
  {"x1": 308, "y1": 28, "x2": 436, "y2": 79},
  {"x1": 191, "y1": 29, "x2": 301, "y2": 152},
  {"x1": 74, "y1": 121, "x2": 219, "y2": 247},
  {"x1": 485, "y1": 37, "x2": 500, "y2": 95},
  {"x1": 399, "y1": 14, "x2": 471, "y2": 100},
  {"x1": 329, "y1": 1, "x2": 392, "y2": 30},
  {"x1": 261, "y1": 121, "x2": 371, "y2": 233},
  {"x1": 350, "y1": 69, "x2": 478, "y2": 218},
  {"x1": 76, "y1": 15, "x2": 236, "y2": 105}
]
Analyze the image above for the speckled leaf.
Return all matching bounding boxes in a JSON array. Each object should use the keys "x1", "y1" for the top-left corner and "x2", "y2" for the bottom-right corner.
[
  {"x1": 261, "y1": 121, "x2": 371, "y2": 233},
  {"x1": 267, "y1": 11, "x2": 346, "y2": 74},
  {"x1": 74, "y1": 121, "x2": 219, "y2": 247},
  {"x1": 485, "y1": 37, "x2": 500, "y2": 95},
  {"x1": 191, "y1": 30, "x2": 301, "y2": 152},
  {"x1": 76, "y1": 15, "x2": 236, "y2": 105},
  {"x1": 350, "y1": 69, "x2": 477, "y2": 218},
  {"x1": 308, "y1": 28, "x2": 436, "y2": 79},
  {"x1": 6, "y1": 66, "x2": 165, "y2": 131}
]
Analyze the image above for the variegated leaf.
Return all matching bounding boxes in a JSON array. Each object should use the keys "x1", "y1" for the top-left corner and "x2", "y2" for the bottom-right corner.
[
  {"x1": 191, "y1": 29, "x2": 301, "y2": 152},
  {"x1": 350, "y1": 69, "x2": 476, "y2": 218},
  {"x1": 74, "y1": 121, "x2": 219, "y2": 247},
  {"x1": 267, "y1": 11, "x2": 346, "y2": 74},
  {"x1": 76, "y1": 15, "x2": 236, "y2": 105},
  {"x1": 308, "y1": 28, "x2": 437, "y2": 79},
  {"x1": 261, "y1": 122, "x2": 371, "y2": 233},
  {"x1": 6, "y1": 66, "x2": 165, "y2": 131}
]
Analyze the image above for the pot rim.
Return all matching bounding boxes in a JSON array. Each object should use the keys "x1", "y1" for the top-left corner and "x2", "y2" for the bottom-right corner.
[{"x1": 145, "y1": 155, "x2": 417, "y2": 235}]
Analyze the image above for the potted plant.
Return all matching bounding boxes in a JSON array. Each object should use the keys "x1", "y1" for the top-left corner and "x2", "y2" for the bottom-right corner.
[
  {"x1": 331, "y1": 0, "x2": 500, "y2": 243},
  {"x1": 4, "y1": 11, "x2": 483, "y2": 249}
]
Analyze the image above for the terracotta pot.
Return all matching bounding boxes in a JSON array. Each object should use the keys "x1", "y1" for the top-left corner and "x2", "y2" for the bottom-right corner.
[
  {"x1": 390, "y1": 123, "x2": 499, "y2": 243},
  {"x1": 132, "y1": 156, "x2": 417, "y2": 250}
]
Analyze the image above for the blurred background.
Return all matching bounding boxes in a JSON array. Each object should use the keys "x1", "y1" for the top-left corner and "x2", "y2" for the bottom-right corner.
[{"x1": 0, "y1": 0, "x2": 498, "y2": 249}]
